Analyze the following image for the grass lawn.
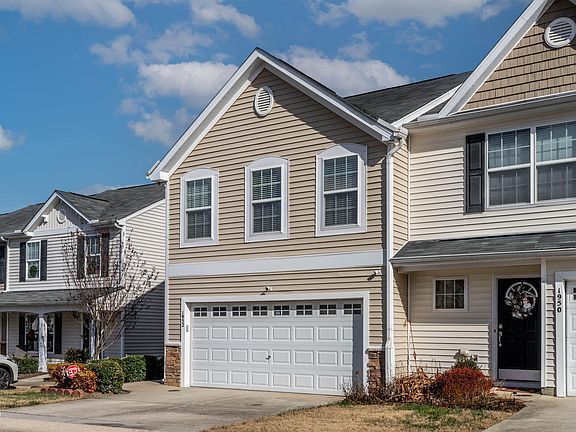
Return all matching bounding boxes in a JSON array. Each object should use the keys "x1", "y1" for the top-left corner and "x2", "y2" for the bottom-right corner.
[
  {"x1": 208, "y1": 403, "x2": 513, "y2": 432},
  {"x1": 0, "y1": 389, "x2": 77, "y2": 409}
]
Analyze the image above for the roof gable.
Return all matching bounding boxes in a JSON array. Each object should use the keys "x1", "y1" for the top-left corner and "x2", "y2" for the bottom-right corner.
[
  {"x1": 440, "y1": 0, "x2": 576, "y2": 116},
  {"x1": 147, "y1": 48, "x2": 397, "y2": 182}
]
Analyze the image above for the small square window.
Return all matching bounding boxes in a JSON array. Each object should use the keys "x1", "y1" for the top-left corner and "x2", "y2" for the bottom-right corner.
[
  {"x1": 193, "y1": 307, "x2": 208, "y2": 317},
  {"x1": 252, "y1": 305, "x2": 268, "y2": 316},
  {"x1": 434, "y1": 279, "x2": 466, "y2": 311},
  {"x1": 296, "y1": 305, "x2": 313, "y2": 316},
  {"x1": 344, "y1": 304, "x2": 362, "y2": 315},
  {"x1": 213, "y1": 306, "x2": 227, "y2": 317},
  {"x1": 319, "y1": 304, "x2": 336, "y2": 315},
  {"x1": 274, "y1": 305, "x2": 290, "y2": 316},
  {"x1": 232, "y1": 306, "x2": 247, "y2": 317}
]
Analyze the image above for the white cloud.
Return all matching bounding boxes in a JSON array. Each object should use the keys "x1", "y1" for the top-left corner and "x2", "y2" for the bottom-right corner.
[
  {"x1": 146, "y1": 24, "x2": 212, "y2": 63},
  {"x1": 311, "y1": 0, "x2": 526, "y2": 27},
  {"x1": 137, "y1": 61, "x2": 238, "y2": 107},
  {"x1": 0, "y1": 125, "x2": 21, "y2": 151},
  {"x1": 0, "y1": 0, "x2": 135, "y2": 27},
  {"x1": 90, "y1": 35, "x2": 144, "y2": 65},
  {"x1": 395, "y1": 24, "x2": 444, "y2": 55},
  {"x1": 190, "y1": 0, "x2": 260, "y2": 38},
  {"x1": 281, "y1": 46, "x2": 409, "y2": 96},
  {"x1": 338, "y1": 32, "x2": 373, "y2": 60},
  {"x1": 128, "y1": 112, "x2": 176, "y2": 145}
]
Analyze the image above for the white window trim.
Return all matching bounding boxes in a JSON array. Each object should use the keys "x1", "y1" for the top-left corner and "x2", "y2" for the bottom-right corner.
[
  {"x1": 180, "y1": 168, "x2": 219, "y2": 248},
  {"x1": 26, "y1": 241, "x2": 41, "y2": 282},
  {"x1": 244, "y1": 157, "x2": 289, "y2": 243},
  {"x1": 485, "y1": 118, "x2": 576, "y2": 210},
  {"x1": 315, "y1": 144, "x2": 367, "y2": 237},
  {"x1": 432, "y1": 277, "x2": 469, "y2": 312}
]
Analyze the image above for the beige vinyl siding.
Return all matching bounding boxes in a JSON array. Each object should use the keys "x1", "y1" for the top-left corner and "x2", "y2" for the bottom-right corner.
[
  {"x1": 393, "y1": 144, "x2": 409, "y2": 253},
  {"x1": 168, "y1": 267, "x2": 385, "y2": 345},
  {"x1": 409, "y1": 265, "x2": 539, "y2": 375},
  {"x1": 465, "y1": 0, "x2": 576, "y2": 110},
  {"x1": 409, "y1": 111, "x2": 576, "y2": 241},
  {"x1": 394, "y1": 271, "x2": 409, "y2": 375},
  {"x1": 124, "y1": 202, "x2": 166, "y2": 357},
  {"x1": 168, "y1": 68, "x2": 385, "y2": 263}
]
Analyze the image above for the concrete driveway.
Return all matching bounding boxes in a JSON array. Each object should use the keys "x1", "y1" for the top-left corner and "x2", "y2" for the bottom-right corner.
[{"x1": 1, "y1": 382, "x2": 340, "y2": 432}]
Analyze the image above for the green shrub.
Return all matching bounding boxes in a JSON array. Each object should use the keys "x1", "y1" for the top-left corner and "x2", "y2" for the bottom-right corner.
[
  {"x1": 452, "y1": 355, "x2": 480, "y2": 371},
  {"x1": 12, "y1": 356, "x2": 39, "y2": 374},
  {"x1": 87, "y1": 359, "x2": 125, "y2": 394},
  {"x1": 65, "y1": 348, "x2": 90, "y2": 364},
  {"x1": 49, "y1": 363, "x2": 97, "y2": 393},
  {"x1": 144, "y1": 355, "x2": 163, "y2": 381},
  {"x1": 120, "y1": 355, "x2": 146, "y2": 382}
]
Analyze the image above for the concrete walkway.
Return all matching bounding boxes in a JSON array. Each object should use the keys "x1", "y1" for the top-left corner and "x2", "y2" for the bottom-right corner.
[
  {"x1": 485, "y1": 394, "x2": 576, "y2": 432},
  {"x1": 1, "y1": 381, "x2": 339, "y2": 431}
]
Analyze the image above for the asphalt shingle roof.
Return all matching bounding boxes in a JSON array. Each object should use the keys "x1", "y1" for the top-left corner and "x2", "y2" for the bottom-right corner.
[
  {"x1": 0, "y1": 183, "x2": 164, "y2": 235},
  {"x1": 392, "y1": 230, "x2": 576, "y2": 264},
  {"x1": 344, "y1": 72, "x2": 472, "y2": 124},
  {"x1": 0, "y1": 289, "x2": 74, "y2": 305}
]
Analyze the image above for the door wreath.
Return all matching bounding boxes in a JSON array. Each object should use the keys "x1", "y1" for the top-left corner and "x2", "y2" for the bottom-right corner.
[{"x1": 504, "y1": 281, "x2": 538, "y2": 320}]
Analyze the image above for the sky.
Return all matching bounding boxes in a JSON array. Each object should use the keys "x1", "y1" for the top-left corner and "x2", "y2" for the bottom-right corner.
[{"x1": 0, "y1": 0, "x2": 531, "y2": 214}]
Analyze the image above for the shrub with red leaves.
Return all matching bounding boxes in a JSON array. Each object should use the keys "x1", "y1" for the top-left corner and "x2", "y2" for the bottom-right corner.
[
  {"x1": 49, "y1": 363, "x2": 97, "y2": 394},
  {"x1": 434, "y1": 367, "x2": 492, "y2": 407}
]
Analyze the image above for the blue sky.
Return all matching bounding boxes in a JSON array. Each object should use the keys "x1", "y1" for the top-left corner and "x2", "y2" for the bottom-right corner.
[{"x1": 0, "y1": 0, "x2": 530, "y2": 213}]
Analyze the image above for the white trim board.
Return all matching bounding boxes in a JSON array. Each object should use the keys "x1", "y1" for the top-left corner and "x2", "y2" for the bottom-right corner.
[
  {"x1": 168, "y1": 249, "x2": 385, "y2": 277},
  {"x1": 555, "y1": 271, "x2": 576, "y2": 398},
  {"x1": 147, "y1": 48, "x2": 395, "y2": 182}
]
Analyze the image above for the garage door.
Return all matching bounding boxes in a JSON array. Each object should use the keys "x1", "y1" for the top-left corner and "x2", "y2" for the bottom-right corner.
[
  {"x1": 189, "y1": 300, "x2": 364, "y2": 395},
  {"x1": 566, "y1": 283, "x2": 576, "y2": 396}
]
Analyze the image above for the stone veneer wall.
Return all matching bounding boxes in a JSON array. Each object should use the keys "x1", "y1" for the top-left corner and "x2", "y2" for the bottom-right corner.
[
  {"x1": 367, "y1": 350, "x2": 385, "y2": 387},
  {"x1": 165, "y1": 345, "x2": 181, "y2": 387}
]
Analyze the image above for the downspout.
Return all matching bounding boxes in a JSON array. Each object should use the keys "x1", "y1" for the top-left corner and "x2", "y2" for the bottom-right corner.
[{"x1": 383, "y1": 126, "x2": 408, "y2": 382}]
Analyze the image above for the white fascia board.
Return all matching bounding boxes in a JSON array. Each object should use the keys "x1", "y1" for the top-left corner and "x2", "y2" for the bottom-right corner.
[
  {"x1": 147, "y1": 49, "x2": 394, "y2": 181},
  {"x1": 439, "y1": 0, "x2": 554, "y2": 117},
  {"x1": 392, "y1": 86, "x2": 461, "y2": 127},
  {"x1": 22, "y1": 191, "x2": 92, "y2": 233}
]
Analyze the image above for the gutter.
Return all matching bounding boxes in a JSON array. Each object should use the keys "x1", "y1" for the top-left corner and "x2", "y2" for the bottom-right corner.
[{"x1": 382, "y1": 124, "x2": 408, "y2": 383}]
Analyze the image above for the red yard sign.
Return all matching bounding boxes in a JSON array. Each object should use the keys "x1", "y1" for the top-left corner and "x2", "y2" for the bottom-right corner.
[{"x1": 66, "y1": 365, "x2": 79, "y2": 379}]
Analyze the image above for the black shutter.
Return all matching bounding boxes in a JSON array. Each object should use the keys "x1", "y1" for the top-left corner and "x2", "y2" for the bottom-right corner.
[
  {"x1": 0, "y1": 244, "x2": 6, "y2": 285},
  {"x1": 101, "y1": 233, "x2": 110, "y2": 277},
  {"x1": 54, "y1": 313, "x2": 62, "y2": 354},
  {"x1": 19, "y1": 242, "x2": 26, "y2": 282},
  {"x1": 77, "y1": 236, "x2": 85, "y2": 279},
  {"x1": 18, "y1": 314, "x2": 25, "y2": 349},
  {"x1": 465, "y1": 133, "x2": 486, "y2": 214},
  {"x1": 40, "y1": 240, "x2": 48, "y2": 281}
]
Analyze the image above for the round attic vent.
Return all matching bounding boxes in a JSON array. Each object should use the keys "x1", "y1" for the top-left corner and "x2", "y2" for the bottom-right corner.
[
  {"x1": 254, "y1": 86, "x2": 274, "y2": 117},
  {"x1": 544, "y1": 17, "x2": 576, "y2": 48}
]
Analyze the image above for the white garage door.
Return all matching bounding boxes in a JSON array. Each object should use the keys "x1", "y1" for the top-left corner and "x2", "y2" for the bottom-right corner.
[
  {"x1": 566, "y1": 283, "x2": 576, "y2": 396},
  {"x1": 189, "y1": 300, "x2": 364, "y2": 395}
]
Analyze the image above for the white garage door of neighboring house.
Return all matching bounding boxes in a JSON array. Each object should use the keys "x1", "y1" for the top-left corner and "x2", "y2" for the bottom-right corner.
[
  {"x1": 567, "y1": 283, "x2": 576, "y2": 396},
  {"x1": 189, "y1": 300, "x2": 364, "y2": 395}
]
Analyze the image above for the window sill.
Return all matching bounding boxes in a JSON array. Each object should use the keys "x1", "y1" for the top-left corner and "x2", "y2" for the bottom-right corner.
[
  {"x1": 315, "y1": 224, "x2": 367, "y2": 237},
  {"x1": 484, "y1": 196, "x2": 576, "y2": 213},
  {"x1": 245, "y1": 232, "x2": 289, "y2": 243},
  {"x1": 180, "y1": 238, "x2": 218, "y2": 248}
]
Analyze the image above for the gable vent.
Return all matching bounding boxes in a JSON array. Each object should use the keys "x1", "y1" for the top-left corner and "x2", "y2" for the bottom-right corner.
[
  {"x1": 544, "y1": 17, "x2": 576, "y2": 48},
  {"x1": 254, "y1": 86, "x2": 274, "y2": 117}
]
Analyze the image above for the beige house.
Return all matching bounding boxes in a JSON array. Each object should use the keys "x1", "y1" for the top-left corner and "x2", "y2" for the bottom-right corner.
[{"x1": 150, "y1": 0, "x2": 575, "y2": 397}]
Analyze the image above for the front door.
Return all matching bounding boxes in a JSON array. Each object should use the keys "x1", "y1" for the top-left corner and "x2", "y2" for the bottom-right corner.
[{"x1": 497, "y1": 278, "x2": 541, "y2": 381}]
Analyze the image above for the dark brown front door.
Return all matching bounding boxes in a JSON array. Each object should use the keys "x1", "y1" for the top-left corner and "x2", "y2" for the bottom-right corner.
[{"x1": 498, "y1": 278, "x2": 541, "y2": 381}]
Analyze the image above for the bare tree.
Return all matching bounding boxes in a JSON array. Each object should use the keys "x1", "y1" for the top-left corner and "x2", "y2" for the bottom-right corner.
[{"x1": 62, "y1": 230, "x2": 159, "y2": 359}]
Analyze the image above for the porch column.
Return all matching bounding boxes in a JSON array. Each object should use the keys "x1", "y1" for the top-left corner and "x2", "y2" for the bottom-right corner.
[{"x1": 37, "y1": 314, "x2": 48, "y2": 373}]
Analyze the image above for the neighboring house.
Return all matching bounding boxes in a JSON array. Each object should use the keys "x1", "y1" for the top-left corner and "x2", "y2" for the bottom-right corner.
[
  {"x1": 0, "y1": 184, "x2": 165, "y2": 370},
  {"x1": 392, "y1": 0, "x2": 576, "y2": 397},
  {"x1": 147, "y1": 47, "x2": 468, "y2": 395}
]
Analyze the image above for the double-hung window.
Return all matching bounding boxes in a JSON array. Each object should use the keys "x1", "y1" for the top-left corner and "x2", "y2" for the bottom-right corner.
[
  {"x1": 536, "y1": 121, "x2": 576, "y2": 201},
  {"x1": 180, "y1": 169, "x2": 218, "y2": 247},
  {"x1": 245, "y1": 158, "x2": 288, "y2": 242},
  {"x1": 316, "y1": 144, "x2": 367, "y2": 236},
  {"x1": 86, "y1": 236, "x2": 101, "y2": 276},
  {"x1": 487, "y1": 129, "x2": 531, "y2": 206},
  {"x1": 26, "y1": 242, "x2": 41, "y2": 281}
]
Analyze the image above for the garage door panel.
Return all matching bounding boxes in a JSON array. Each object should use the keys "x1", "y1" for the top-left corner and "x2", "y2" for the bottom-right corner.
[
  {"x1": 566, "y1": 283, "x2": 576, "y2": 396},
  {"x1": 190, "y1": 300, "x2": 364, "y2": 395}
]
